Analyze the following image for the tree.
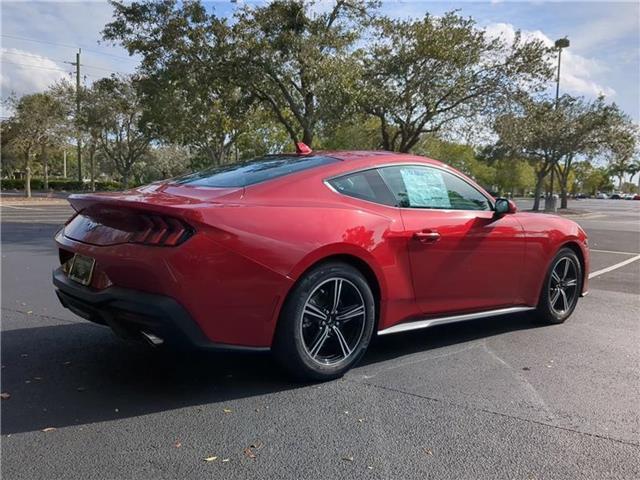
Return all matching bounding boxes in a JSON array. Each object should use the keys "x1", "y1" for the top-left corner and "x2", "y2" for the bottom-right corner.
[
  {"x1": 104, "y1": 1, "x2": 253, "y2": 164},
  {"x1": 90, "y1": 76, "x2": 152, "y2": 187},
  {"x1": 360, "y1": 11, "x2": 552, "y2": 152},
  {"x1": 554, "y1": 97, "x2": 634, "y2": 207},
  {"x1": 606, "y1": 124, "x2": 639, "y2": 191},
  {"x1": 627, "y1": 160, "x2": 640, "y2": 191},
  {"x1": 4, "y1": 93, "x2": 65, "y2": 196},
  {"x1": 104, "y1": 0, "x2": 372, "y2": 150},
  {"x1": 494, "y1": 94, "x2": 632, "y2": 210},
  {"x1": 572, "y1": 161, "x2": 611, "y2": 195}
]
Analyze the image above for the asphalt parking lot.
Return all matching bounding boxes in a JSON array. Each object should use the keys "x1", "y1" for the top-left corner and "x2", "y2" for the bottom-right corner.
[{"x1": 1, "y1": 198, "x2": 639, "y2": 479}]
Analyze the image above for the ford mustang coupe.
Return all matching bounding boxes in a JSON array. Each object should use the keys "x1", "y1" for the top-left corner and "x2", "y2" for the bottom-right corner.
[{"x1": 53, "y1": 147, "x2": 589, "y2": 381}]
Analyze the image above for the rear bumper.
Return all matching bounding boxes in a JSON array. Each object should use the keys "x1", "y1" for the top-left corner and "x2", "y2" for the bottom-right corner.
[{"x1": 53, "y1": 268, "x2": 269, "y2": 353}]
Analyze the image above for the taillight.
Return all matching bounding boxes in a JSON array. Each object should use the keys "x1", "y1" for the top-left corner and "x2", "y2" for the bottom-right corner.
[{"x1": 129, "y1": 213, "x2": 193, "y2": 246}]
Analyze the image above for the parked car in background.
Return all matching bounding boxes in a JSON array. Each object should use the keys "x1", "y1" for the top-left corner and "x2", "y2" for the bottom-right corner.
[
  {"x1": 634, "y1": 194, "x2": 640, "y2": 200},
  {"x1": 596, "y1": 193, "x2": 608, "y2": 199},
  {"x1": 623, "y1": 193, "x2": 636, "y2": 200},
  {"x1": 610, "y1": 193, "x2": 622, "y2": 200}
]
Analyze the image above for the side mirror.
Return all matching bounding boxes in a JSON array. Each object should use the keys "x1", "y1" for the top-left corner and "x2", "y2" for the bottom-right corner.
[{"x1": 495, "y1": 197, "x2": 517, "y2": 215}]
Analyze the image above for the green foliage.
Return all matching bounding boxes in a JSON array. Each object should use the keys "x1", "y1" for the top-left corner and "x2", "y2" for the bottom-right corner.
[
  {"x1": 0, "y1": 178, "x2": 121, "y2": 191},
  {"x1": 318, "y1": 115, "x2": 381, "y2": 150},
  {"x1": 360, "y1": 11, "x2": 553, "y2": 152},
  {"x1": 104, "y1": 0, "x2": 374, "y2": 149},
  {"x1": 414, "y1": 135, "x2": 496, "y2": 189},
  {"x1": 572, "y1": 162, "x2": 613, "y2": 195},
  {"x1": 494, "y1": 94, "x2": 636, "y2": 208},
  {"x1": 88, "y1": 76, "x2": 152, "y2": 186}
]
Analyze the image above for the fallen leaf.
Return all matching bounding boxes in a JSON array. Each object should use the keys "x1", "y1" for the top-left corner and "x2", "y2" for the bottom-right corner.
[
  {"x1": 367, "y1": 466, "x2": 374, "y2": 470},
  {"x1": 250, "y1": 441, "x2": 263, "y2": 450},
  {"x1": 424, "y1": 448, "x2": 433, "y2": 455},
  {"x1": 522, "y1": 367, "x2": 530, "y2": 371},
  {"x1": 243, "y1": 448, "x2": 256, "y2": 459},
  {"x1": 0, "y1": 392, "x2": 10, "y2": 400},
  {"x1": 222, "y1": 458, "x2": 230, "y2": 463},
  {"x1": 26, "y1": 311, "x2": 33, "y2": 314},
  {"x1": 204, "y1": 456, "x2": 218, "y2": 462},
  {"x1": 342, "y1": 455, "x2": 354, "y2": 462},
  {"x1": 222, "y1": 408, "x2": 232, "y2": 414},
  {"x1": 357, "y1": 418, "x2": 364, "y2": 423},
  {"x1": 42, "y1": 427, "x2": 56, "y2": 432},
  {"x1": 175, "y1": 442, "x2": 182, "y2": 448}
]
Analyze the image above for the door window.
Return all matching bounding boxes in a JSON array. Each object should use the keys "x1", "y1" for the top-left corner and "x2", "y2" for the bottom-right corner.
[{"x1": 378, "y1": 166, "x2": 491, "y2": 211}]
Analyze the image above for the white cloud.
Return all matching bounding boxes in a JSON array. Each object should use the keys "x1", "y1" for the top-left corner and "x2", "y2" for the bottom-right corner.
[
  {"x1": 1, "y1": 48, "x2": 70, "y2": 98},
  {"x1": 485, "y1": 22, "x2": 616, "y2": 98}
]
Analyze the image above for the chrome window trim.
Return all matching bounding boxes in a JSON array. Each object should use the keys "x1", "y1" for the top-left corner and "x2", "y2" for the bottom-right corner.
[{"x1": 323, "y1": 162, "x2": 495, "y2": 212}]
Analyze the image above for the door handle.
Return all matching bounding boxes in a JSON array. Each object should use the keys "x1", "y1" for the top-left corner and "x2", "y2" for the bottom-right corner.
[{"x1": 413, "y1": 230, "x2": 441, "y2": 243}]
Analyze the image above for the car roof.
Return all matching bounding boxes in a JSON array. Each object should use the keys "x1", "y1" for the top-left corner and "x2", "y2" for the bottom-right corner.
[{"x1": 319, "y1": 150, "x2": 447, "y2": 167}]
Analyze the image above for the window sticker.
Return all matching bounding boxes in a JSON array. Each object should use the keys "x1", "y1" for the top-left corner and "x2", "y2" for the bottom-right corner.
[{"x1": 400, "y1": 167, "x2": 451, "y2": 208}]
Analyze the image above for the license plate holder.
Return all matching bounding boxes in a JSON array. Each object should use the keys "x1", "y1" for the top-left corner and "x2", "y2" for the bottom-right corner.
[{"x1": 68, "y1": 254, "x2": 96, "y2": 286}]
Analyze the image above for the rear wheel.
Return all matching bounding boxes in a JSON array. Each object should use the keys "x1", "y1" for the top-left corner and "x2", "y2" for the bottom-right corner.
[
  {"x1": 273, "y1": 262, "x2": 375, "y2": 381},
  {"x1": 535, "y1": 248, "x2": 582, "y2": 324}
]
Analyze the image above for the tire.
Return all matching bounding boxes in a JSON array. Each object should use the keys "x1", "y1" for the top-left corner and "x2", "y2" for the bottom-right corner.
[
  {"x1": 273, "y1": 261, "x2": 376, "y2": 381},
  {"x1": 535, "y1": 248, "x2": 582, "y2": 324}
]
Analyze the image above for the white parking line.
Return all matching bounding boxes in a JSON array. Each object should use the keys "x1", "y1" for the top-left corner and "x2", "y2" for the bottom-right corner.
[
  {"x1": 589, "y1": 254, "x2": 640, "y2": 279},
  {"x1": 0, "y1": 205, "x2": 47, "y2": 211},
  {"x1": 591, "y1": 249, "x2": 640, "y2": 256}
]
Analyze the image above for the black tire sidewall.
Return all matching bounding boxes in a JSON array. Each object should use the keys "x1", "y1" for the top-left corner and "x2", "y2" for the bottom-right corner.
[
  {"x1": 274, "y1": 262, "x2": 376, "y2": 381},
  {"x1": 537, "y1": 248, "x2": 582, "y2": 324}
]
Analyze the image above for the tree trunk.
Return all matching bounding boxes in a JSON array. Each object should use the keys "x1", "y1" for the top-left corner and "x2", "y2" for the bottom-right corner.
[
  {"x1": 302, "y1": 126, "x2": 313, "y2": 148},
  {"x1": 24, "y1": 150, "x2": 31, "y2": 198},
  {"x1": 89, "y1": 147, "x2": 96, "y2": 192},
  {"x1": 122, "y1": 172, "x2": 129, "y2": 189},
  {"x1": 532, "y1": 170, "x2": 546, "y2": 211},
  {"x1": 560, "y1": 188, "x2": 568, "y2": 209},
  {"x1": 41, "y1": 144, "x2": 49, "y2": 191}
]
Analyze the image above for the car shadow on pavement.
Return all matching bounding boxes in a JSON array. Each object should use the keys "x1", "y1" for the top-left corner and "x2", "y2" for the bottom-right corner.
[
  {"x1": 361, "y1": 312, "x2": 542, "y2": 367},
  {"x1": 1, "y1": 313, "x2": 542, "y2": 435}
]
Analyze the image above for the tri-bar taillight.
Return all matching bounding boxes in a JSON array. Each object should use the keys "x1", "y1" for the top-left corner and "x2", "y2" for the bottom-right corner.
[
  {"x1": 64, "y1": 207, "x2": 194, "y2": 247},
  {"x1": 130, "y1": 214, "x2": 193, "y2": 246}
]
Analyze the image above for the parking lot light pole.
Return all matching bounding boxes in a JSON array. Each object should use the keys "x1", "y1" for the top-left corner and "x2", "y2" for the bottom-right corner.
[
  {"x1": 554, "y1": 37, "x2": 570, "y2": 106},
  {"x1": 546, "y1": 37, "x2": 570, "y2": 212}
]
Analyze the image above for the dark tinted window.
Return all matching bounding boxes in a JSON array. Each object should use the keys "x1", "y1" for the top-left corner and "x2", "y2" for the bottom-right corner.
[
  {"x1": 328, "y1": 169, "x2": 397, "y2": 206},
  {"x1": 173, "y1": 155, "x2": 338, "y2": 188},
  {"x1": 378, "y1": 165, "x2": 490, "y2": 210}
]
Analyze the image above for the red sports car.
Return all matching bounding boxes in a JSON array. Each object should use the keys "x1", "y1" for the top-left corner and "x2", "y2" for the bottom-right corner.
[{"x1": 53, "y1": 148, "x2": 589, "y2": 380}]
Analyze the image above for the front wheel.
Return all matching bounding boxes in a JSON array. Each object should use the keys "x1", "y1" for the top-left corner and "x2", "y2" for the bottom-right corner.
[
  {"x1": 535, "y1": 248, "x2": 582, "y2": 324},
  {"x1": 273, "y1": 262, "x2": 376, "y2": 381}
]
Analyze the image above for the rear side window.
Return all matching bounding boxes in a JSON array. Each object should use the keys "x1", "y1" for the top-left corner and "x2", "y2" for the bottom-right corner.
[
  {"x1": 173, "y1": 155, "x2": 338, "y2": 188},
  {"x1": 378, "y1": 165, "x2": 491, "y2": 210},
  {"x1": 327, "y1": 169, "x2": 397, "y2": 206}
]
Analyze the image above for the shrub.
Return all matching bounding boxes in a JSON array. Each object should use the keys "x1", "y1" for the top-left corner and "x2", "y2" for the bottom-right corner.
[{"x1": 0, "y1": 178, "x2": 124, "y2": 192}]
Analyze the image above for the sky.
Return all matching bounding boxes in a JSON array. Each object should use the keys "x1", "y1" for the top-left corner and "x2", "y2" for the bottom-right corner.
[{"x1": 1, "y1": 1, "x2": 639, "y2": 122}]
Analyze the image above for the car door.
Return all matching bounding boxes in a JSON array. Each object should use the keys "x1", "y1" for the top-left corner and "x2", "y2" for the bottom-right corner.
[{"x1": 378, "y1": 165, "x2": 526, "y2": 315}]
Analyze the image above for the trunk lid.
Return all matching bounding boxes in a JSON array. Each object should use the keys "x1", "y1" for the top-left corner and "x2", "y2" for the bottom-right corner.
[{"x1": 63, "y1": 183, "x2": 242, "y2": 246}]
